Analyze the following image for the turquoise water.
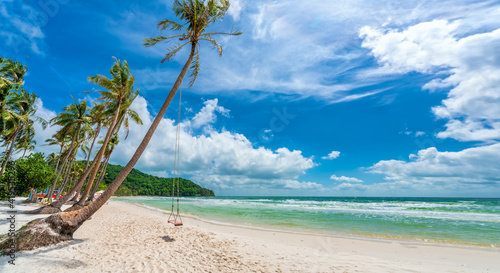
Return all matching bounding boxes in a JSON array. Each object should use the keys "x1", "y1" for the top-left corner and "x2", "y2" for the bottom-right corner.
[{"x1": 115, "y1": 196, "x2": 500, "y2": 246}]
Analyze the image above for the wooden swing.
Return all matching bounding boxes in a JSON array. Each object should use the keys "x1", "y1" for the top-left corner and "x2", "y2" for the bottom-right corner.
[{"x1": 168, "y1": 86, "x2": 183, "y2": 227}]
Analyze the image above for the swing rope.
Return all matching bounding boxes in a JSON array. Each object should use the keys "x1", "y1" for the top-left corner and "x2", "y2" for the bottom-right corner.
[{"x1": 168, "y1": 86, "x2": 183, "y2": 226}]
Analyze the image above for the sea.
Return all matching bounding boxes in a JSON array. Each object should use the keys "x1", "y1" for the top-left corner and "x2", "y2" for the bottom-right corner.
[{"x1": 115, "y1": 196, "x2": 500, "y2": 247}]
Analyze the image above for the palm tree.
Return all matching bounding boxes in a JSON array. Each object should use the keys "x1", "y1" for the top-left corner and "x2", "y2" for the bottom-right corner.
[
  {"x1": 65, "y1": 103, "x2": 106, "y2": 203},
  {"x1": 66, "y1": 57, "x2": 141, "y2": 210},
  {"x1": 0, "y1": 58, "x2": 28, "y2": 137},
  {"x1": 44, "y1": 136, "x2": 67, "y2": 172},
  {"x1": 45, "y1": 98, "x2": 90, "y2": 204},
  {"x1": 0, "y1": 89, "x2": 47, "y2": 174},
  {"x1": 14, "y1": 125, "x2": 37, "y2": 158},
  {"x1": 28, "y1": 58, "x2": 136, "y2": 214},
  {"x1": 2, "y1": 0, "x2": 240, "y2": 251}
]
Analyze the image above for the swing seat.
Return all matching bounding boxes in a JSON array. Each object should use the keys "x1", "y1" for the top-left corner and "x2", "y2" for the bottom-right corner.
[
  {"x1": 168, "y1": 220, "x2": 175, "y2": 223},
  {"x1": 174, "y1": 222, "x2": 183, "y2": 226}
]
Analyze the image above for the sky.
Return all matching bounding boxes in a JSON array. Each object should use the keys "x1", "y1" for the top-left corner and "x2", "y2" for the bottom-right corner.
[{"x1": 1, "y1": 0, "x2": 500, "y2": 197}]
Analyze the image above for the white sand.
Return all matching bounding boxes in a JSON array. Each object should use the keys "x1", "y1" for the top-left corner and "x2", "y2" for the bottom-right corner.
[{"x1": 1, "y1": 198, "x2": 499, "y2": 272}]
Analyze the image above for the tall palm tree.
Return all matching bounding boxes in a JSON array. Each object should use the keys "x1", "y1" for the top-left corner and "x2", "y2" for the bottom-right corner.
[
  {"x1": 28, "y1": 58, "x2": 136, "y2": 214},
  {"x1": 0, "y1": 58, "x2": 28, "y2": 137},
  {"x1": 45, "y1": 98, "x2": 90, "y2": 203},
  {"x1": 67, "y1": 57, "x2": 141, "y2": 210},
  {"x1": 0, "y1": 89, "x2": 47, "y2": 174},
  {"x1": 14, "y1": 125, "x2": 37, "y2": 158},
  {"x1": 65, "y1": 103, "x2": 106, "y2": 203},
  {"x1": 3, "y1": 0, "x2": 240, "y2": 251}
]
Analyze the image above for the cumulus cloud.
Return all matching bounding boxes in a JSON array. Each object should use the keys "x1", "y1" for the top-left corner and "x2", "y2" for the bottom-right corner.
[
  {"x1": 187, "y1": 99, "x2": 230, "y2": 129},
  {"x1": 31, "y1": 99, "x2": 59, "y2": 156},
  {"x1": 330, "y1": 175, "x2": 363, "y2": 183},
  {"x1": 360, "y1": 19, "x2": 500, "y2": 142},
  {"x1": 322, "y1": 151, "x2": 340, "y2": 160},
  {"x1": 111, "y1": 96, "x2": 317, "y2": 193},
  {"x1": 369, "y1": 143, "x2": 500, "y2": 186}
]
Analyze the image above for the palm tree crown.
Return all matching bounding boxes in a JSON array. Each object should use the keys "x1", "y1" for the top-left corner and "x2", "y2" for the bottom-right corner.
[{"x1": 144, "y1": 0, "x2": 241, "y2": 86}]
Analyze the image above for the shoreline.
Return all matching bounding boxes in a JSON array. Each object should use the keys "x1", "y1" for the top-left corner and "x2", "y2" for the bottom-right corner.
[
  {"x1": 1, "y1": 198, "x2": 499, "y2": 272},
  {"x1": 137, "y1": 201, "x2": 499, "y2": 250},
  {"x1": 121, "y1": 197, "x2": 500, "y2": 250}
]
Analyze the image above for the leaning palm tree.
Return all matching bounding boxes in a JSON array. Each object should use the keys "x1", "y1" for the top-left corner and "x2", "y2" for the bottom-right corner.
[
  {"x1": 0, "y1": 89, "x2": 47, "y2": 174},
  {"x1": 1, "y1": 0, "x2": 240, "y2": 251},
  {"x1": 14, "y1": 125, "x2": 37, "y2": 158},
  {"x1": 66, "y1": 57, "x2": 141, "y2": 211},
  {"x1": 28, "y1": 58, "x2": 138, "y2": 214},
  {"x1": 39, "y1": 98, "x2": 90, "y2": 205},
  {"x1": 0, "y1": 58, "x2": 28, "y2": 137}
]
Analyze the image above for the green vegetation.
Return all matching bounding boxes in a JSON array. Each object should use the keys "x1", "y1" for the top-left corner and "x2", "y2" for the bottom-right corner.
[
  {"x1": 103, "y1": 163, "x2": 214, "y2": 197},
  {"x1": 0, "y1": 153, "x2": 55, "y2": 199}
]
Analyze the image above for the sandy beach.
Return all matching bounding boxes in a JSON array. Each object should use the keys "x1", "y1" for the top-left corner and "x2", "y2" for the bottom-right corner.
[{"x1": 1, "y1": 198, "x2": 499, "y2": 273}]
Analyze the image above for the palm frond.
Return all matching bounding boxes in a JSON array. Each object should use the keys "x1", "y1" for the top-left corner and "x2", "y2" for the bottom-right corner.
[
  {"x1": 157, "y1": 19, "x2": 189, "y2": 34},
  {"x1": 144, "y1": 35, "x2": 185, "y2": 47},
  {"x1": 161, "y1": 41, "x2": 190, "y2": 63},
  {"x1": 199, "y1": 38, "x2": 223, "y2": 55},
  {"x1": 127, "y1": 109, "x2": 143, "y2": 126}
]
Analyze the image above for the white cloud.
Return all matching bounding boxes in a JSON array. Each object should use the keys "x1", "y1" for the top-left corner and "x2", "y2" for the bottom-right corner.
[
  {"x1": 107, "y1": 0, "x2": 500, "y2": 104},
  {"x1": 334, "y1": 183, "x2": 368, "y2": 191},
  {"x1": 322, "y1": 151, "x2": 340, "y2": 160},
  {"x1": 228, "y1": 0, "x2": 244, "y2": 21},
  {"x1": 369, "y1": 143, "x2": 500, "y2": 186},
  {"x1": 360, "y1": 19, "x2": 500, "y2": 142},
  {"x1": 188, "y1": 99, "x2": 230, "y2": 129},
  {"x1": 330, "y1": 175, "x2": 363, "y2": 183},
  {"x1": 111, "y1": 96, "x2": 317, "y2": 193},
  {"x1": 31, "y1": 99, "x2": 59, "y2": 156},
  {"x1": 0, "y1": 1, "x2": 47, "y2": 54}
]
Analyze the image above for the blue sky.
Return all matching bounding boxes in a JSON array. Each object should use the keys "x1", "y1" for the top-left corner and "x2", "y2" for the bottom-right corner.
[{"x1": 1, "y1": 0, "x2": 500, "y2": 197}]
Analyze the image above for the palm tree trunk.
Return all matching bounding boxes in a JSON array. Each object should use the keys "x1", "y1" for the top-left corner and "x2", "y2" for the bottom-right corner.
[
  {"x1": 53, "y1": 157, "x2": 71, "y2": 198},
  {"x1": 72, "y1": 101, "x2": 122, "y2": 208},
  {"x1": 47, "y1": 153, "x2": 69, "y2": 203},
  {"x1": 84, "y1": 125, "x2": 100, "y2": 170},
  {"x1": 48, "y1": 153, "x2": 99, "y2": 209},
  {"x1": 44, "y1": 123, "x2": 107, "y2": 210},
  {"x1": 70, "y1": 182, "x2": 84, "y2": 202},
  {"x1": 0, "y1": 125, "x2": 22, "y2": 174},
  {"x1": 58, "y1": 151, "x2": 76, "y2": 199},
  {"x1": 48, "y1": 126, "x2": 80, "y2": 202},
  {"x1": 53, "y1": 145, "x2": 64, "y2": 176},
  {"x1": 56, "y1": 174, "x2": 72, "y2": 200},
  {"x1": 88, "y1": 156, "x2": 109, "y2": 201}
]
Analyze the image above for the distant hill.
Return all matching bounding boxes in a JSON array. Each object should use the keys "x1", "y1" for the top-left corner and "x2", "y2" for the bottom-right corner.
[{"x1": 103, "y1": 164, "x2": 215, "y2": 197}]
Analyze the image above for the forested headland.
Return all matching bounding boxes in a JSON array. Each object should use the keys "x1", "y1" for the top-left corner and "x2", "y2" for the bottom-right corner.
[{"x1": 103, "y1": 163, "x2": 215, "y2": 197}]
